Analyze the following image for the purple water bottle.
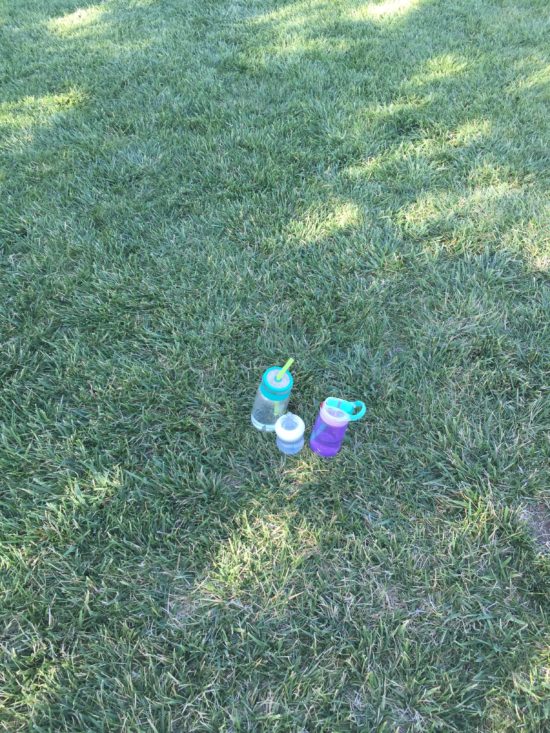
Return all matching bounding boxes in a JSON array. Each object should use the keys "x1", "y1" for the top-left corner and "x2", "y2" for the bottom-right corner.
[{"x1": 310, "y1": 397, "x2": 366, "y2": 458}]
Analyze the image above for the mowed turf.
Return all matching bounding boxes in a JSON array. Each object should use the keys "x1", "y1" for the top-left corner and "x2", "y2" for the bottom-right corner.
[{"x1": 1, "y1": 0, "x2": 549, "y2": 730}]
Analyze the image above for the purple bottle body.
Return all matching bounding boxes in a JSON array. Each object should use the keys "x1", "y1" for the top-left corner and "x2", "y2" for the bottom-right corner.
[{"x1": 310, "y1": 408, "x2": 349, "y2": 458}]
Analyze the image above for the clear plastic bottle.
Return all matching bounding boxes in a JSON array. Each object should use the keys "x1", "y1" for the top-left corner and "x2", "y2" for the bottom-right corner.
[
  {"x1": 275, "y1": 413, "x2": 305, "y2": 455},
  {"x1": 251, "y1": 366, "x2": 293, "y2": 432}
]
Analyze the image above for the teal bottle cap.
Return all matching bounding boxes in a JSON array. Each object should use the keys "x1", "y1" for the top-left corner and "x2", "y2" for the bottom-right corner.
[
  {"x1": 260, "y1": 366, "x2": 294, "y2": 402},
  {"x1": 325, "y1": 397, "x2": 366, "y2": 421}
]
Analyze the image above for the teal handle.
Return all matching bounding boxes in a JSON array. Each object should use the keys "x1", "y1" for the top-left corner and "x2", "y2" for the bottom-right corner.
[
  {"x1": 348, "y1": 400, "x2": 366, "y2": 421},
  {"x1": 325, "y1": 398, "x2": 366, "y2": 421}
]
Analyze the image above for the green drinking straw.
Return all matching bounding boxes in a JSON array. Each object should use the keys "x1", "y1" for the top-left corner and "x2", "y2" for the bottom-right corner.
[{"x1": 276, "y1": 358, "x2": 294, "y2": 382}]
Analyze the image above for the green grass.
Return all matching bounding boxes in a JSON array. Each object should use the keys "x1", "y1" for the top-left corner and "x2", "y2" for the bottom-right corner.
[{"x1": 1, "y1": 0, "x2": 549, "y2": 729}]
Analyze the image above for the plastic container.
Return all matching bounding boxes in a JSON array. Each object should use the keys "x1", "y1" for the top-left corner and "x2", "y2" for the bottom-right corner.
[
  {"x1": 310, "y1": 397, "x2": 366, "y2": 458},
  {"x1": 251, "y1": 365, "x2": 294, "y2": 432},
  {"x1": 275, "y1": 413, "x2": 305, "y2": 455}
]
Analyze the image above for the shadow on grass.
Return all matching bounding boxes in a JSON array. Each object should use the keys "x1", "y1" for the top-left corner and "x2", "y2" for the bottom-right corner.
[{"x1": 1, "y1": 0, "x2": 549, "y2": 729}]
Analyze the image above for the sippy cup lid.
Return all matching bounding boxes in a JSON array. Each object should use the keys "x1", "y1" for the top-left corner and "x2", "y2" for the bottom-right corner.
[
  {"x1": 275, "y1": 413, "x2": 305, "y2": 442},
  {"x1": 323, "y1": 398, "x2": 366, "y2": 424},
  {"x1": 260, "y1": 366, "x2": 294, "y2": 401}
]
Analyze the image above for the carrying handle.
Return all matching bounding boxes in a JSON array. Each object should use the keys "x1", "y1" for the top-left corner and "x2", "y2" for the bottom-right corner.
[
  {"x1": 325, "y1": 398, "x2": 366, "y2": 421},
  {"x1": 348, "y1": 400, "x2": 366, "y2": 421}
]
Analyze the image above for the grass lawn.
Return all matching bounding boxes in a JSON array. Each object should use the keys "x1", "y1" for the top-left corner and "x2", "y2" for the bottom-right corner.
[{"x1": 1, "y1": 0, "x2": 549, "y2": 729}]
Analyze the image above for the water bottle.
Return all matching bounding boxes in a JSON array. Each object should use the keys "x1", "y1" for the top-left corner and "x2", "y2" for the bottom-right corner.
[
  {"x1": 310, "y1": 397, "x2": 366, "y2": 457},
  {"x1": 251, "y1": 360, "x2": 294, "y2": 432},
  {"x1": 275, "y1": 413, "x2": 305, "y2": 455}
]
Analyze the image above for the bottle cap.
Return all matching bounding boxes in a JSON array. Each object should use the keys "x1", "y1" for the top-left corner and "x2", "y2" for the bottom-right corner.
[
  {"x1": 260, "y1": 366, "x2": 293, "y2": 401},
  {"x1": 275, "y1": 413, "x2": 305, "y2": 442},
  {"x1": 322, "y1": 398, "x2": 366, "y2": 425}
]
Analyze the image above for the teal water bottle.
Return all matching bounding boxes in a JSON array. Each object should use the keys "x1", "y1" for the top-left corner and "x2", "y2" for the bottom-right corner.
[{"x1": 251, "y1": 359, "x2": 294, "y2": 432}]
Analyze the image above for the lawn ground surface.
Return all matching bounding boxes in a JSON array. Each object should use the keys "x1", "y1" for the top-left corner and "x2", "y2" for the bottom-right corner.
[{"x1": 1, "y1": 0, "x2": 549, "y2": 730}]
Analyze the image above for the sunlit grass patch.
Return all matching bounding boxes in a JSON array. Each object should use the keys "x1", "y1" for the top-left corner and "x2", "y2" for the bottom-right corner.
[
  {"x1": 0, "y1": 90, "x2": 85, "y2": 152},
  {"x1": 205, "y1": 511, "x2": 318, "y2": 607},
  {"x1": 411, "y1": 53, "x2": 469, "y2": 85},
  {"x1": 397, "y1": 183, "x2": 532, "y2": 250},
  {"x1": 348, "y1": 0, "x2": 421, "y2": 21},
  {"x1": 46, "y1": 4, "x2": 106, "y2": 35},
  {"x1": 0, "y1": 91, "x2": 83, "y2": 131},
  {"x1": 253, "y1": 0, "x2": 335, "y2": 29},
  {"x1": 447, "y1": 119, "x2": 492, "y2": 146},
  {"x1": 285, "y1": 200, "x2": 363, "y2": 244}
]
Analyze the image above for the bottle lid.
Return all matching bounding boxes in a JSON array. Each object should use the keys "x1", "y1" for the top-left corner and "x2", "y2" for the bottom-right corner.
[
  {"x1": 321, "y1": 398, "x2": 366, "y2": 425},
  {"x1": 275, "y1": 413, "x2": 305, "y2": 442},
  {"x1": 260, "y1": 366, "x2": 294, "y2": 401}
]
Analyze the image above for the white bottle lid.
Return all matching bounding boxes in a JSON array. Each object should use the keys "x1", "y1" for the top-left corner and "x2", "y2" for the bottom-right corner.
[{"x1": 275, "y1": 413, "x2": 305, "y2": 442}]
